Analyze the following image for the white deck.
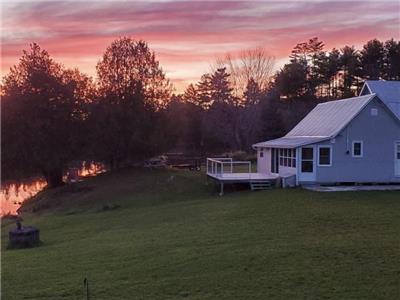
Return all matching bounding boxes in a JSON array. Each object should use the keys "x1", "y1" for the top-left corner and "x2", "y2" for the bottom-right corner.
[
  {"x1": 206, "y1": 157, "x2": 279, "y2": 183},
  {"x1": 208, "y1": 172, "x2": 278, "y2": 182}
]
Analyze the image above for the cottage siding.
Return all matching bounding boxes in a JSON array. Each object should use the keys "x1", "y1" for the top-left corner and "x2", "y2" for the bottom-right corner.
[
  {"x1": 314, "y1": 98, "x2": 400, "y2": 183},
  {"x1": 254, "y1": 81, "x2": 400, "y2": 185},
  {"x1": 279, "y1": 166, "x2": 296, "y2": 176},
  {"x1": 363, "y1": 80, "x2": 400, "y2": 120}
]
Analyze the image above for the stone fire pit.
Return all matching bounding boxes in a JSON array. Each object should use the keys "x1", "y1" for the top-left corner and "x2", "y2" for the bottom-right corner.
[{"x1": 8, "y1": 221, "x2": 41, "y2": 249}]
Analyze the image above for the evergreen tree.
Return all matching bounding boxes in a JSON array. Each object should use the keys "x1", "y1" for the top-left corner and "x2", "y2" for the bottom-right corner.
[
  {"x1": 288, "y1": 37, "x2": 325, "y2": 95},
  {"x1": 311, "y1": 51, "x2": 330, "y2": 96},
  {"x1": 326, "y1": 49, "x2": 341, "y2": 98},
  {"x1": 339, "y1": 46, "x2": 361, "y2": 97},
  {"x1": 274, "y1": 62, "x2": 308, "y2": 98},
  {"x1": 183, "y1": 83, "x2": 198, "y2": 104},
  {"x1": 360, "y1": 39, "x2": 385, "y2": 80},
  {"x1": 209, "y1": 67, "x2": 236, "y2": 105},
  {"x1": 259, "y1": 91, "x2": 286, "y2": 140},
  {"x1": 384, "y1": 39, "x2": 400, "y2": 80},
  {"x1": 196, "y1": 74, "x2": 213, "y2": 109},
  {"x1": 243, "y1": 78, "x2": 263, "y2": 105}
]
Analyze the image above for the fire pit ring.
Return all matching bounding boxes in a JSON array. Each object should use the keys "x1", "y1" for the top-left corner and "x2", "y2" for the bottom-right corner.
[{"x1": 8, "y1": 221, "x2": 41, "y2": 249}]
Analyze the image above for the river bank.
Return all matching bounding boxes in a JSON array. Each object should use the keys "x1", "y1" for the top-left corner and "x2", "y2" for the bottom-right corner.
[{"x1": 1, "y1": 162, "x2": 106, "y2": 215}]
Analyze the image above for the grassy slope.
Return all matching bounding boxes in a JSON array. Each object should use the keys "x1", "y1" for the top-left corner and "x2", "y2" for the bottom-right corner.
[{"x1": 2, "y1": 168, "x2": 400, "y2": 300}]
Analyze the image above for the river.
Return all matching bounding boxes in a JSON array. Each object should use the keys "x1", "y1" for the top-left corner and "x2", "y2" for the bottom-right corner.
[{"x1": 1, "y1": 162, "x2": 107, "y2": 216}]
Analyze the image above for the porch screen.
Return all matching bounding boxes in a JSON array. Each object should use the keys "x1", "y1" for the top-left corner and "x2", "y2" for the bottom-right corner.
[{"x1": 279, "y1": 148, "x2": 296, "y2": 168}]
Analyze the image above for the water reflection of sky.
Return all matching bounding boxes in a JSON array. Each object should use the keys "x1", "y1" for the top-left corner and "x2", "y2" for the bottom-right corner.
[{"x1": 1, "y1": 162, "x2": 106, "y2": 216}]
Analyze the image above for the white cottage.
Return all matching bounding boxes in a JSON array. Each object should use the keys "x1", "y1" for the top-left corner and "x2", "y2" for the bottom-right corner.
[
  {"x1": 253, "y1": 80, "x2": 400, "y2": 186},
  {"x1": 207, "y1": 81, "x2": 400, "y2": 192}
]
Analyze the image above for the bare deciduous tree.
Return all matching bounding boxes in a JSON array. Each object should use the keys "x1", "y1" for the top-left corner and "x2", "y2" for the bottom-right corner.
[{"x1": 214, "y1": 47, "x2": 275, "y2": 98}]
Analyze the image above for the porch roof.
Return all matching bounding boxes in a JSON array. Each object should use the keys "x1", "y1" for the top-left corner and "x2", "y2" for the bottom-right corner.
[{"x1": 253, "y1": 136, "x2": 329, "y2": 149}]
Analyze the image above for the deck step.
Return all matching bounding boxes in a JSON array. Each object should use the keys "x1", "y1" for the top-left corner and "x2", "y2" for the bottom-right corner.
[{"x1": 250, "y1": 181, "x2": 273, "y2": 191}]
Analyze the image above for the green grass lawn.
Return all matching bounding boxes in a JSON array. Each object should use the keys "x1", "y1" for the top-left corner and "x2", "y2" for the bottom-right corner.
[{"x1": 2, "y1": 168, "x2": 400, "y2": 300}]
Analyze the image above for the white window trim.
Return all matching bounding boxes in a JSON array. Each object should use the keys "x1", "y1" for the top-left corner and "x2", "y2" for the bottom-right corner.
[
  {"x1": 317, "y1": 145, "x2": 332, "y2": 167},
  {"x1": 352, "y1": 141, "x2": 363, "y2": 158}
]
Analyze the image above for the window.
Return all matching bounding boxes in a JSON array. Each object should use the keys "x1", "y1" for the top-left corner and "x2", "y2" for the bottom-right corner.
[
  {"x1": 396, "y1": 143, "x2": 400, "y2": 160},
  {"x1": 352, "y1": 141, "x2": 363, "y2": 157},
  {"x1": 301, "y1": 147, "x2": 314, "y2": 173},
  {"x1": 259, "y1": 150, "x2": 264, "y2": 158},
  {"x1": 318, "y1": 146, "x2": 332, "y2": 166},
  {"x1": 278, "y1": 148, "x2": 296, "y2": 168}
]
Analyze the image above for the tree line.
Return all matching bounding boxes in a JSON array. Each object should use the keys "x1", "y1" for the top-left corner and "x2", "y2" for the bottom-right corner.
[
  {"x1": 1, "y1": 37, "x2": 399, "y2": 187},
  {"x1": 275, "y1": 37, "x2": 400, "y2": 99}
]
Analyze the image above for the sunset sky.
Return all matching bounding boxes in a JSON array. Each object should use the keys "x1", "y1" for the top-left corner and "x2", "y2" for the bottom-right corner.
[{"x1": 1, "y1": 0, "x2": 399, "y2": 92}]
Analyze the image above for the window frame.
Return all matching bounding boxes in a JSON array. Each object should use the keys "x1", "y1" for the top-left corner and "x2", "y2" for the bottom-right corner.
[
  {"x1": 352, "y1": 141, "x2": 363, "y2": 158},
  {"x1": 317, "y1": 145, "x2": 332, "y2": 167},
  {"x1": 278, "y1": 147, "x2": 296, "y2": 168}
]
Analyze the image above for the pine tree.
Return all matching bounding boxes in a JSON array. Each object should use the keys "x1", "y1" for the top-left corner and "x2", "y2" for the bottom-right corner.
[
  {"x1": 243, "y1": 78, "x2": 262, "y2": 105},
  {"x1": 196, "y1": 74, "x2": 213, "y2": 109},
  {"x1": 360, "y1": 39, "x2": 385, "y2": 80},
  {"x1": 183, "y1": 83, "x2": 198, "y2": 104},
  {"x1": 327, "y1": 49, "x2": 341, "y2": 98},
  {"x1": 339, "y1": 46, "x2": 361, "y2": 97},
  {"x1": 383, "y1": 39, "x2": 400, "y2": 80},
  {"x1": 209, "y1": 67, "x2": 236, "y2": 105}
]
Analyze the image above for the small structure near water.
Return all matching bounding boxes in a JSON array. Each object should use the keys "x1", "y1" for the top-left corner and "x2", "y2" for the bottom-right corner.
[
  {"x1": 145, "y1": 153, "x2": 202, "y2": 171},
  {"x1": 8, "y1": 221, "x2": 41, "y2": 249}
]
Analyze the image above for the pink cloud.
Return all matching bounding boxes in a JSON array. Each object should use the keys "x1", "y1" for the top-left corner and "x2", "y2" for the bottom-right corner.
[{"x1": 1, "y1": 1, "x2": 399, "y2": 92}]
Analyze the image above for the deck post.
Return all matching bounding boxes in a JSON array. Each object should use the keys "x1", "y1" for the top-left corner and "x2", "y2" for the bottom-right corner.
[{"x1": 219, "y1": 182, "x2": 224, "y2": 196}]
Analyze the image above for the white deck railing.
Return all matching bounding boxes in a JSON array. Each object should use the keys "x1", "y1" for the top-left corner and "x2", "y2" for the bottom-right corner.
[{"x1": 206, "y1": 157, "x2": 252, "y2": 178}]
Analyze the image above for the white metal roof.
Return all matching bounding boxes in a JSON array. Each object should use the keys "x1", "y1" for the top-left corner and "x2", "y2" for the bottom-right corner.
[
  {"x1": 254, "y1": 81, "x2": 400, "y2": 149},
  {"x1": 286, "y1": 94, "x2": 375, "y2": 137},
  {"x1": 361, "y1": 80, "x2": 400, "y2": 119},
  {"x1": 253, "y1": 94, "x2": 376, "y2": 149},
  {"x1": 253, "y1": 136, "x2": 329, "y2": 149}
]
